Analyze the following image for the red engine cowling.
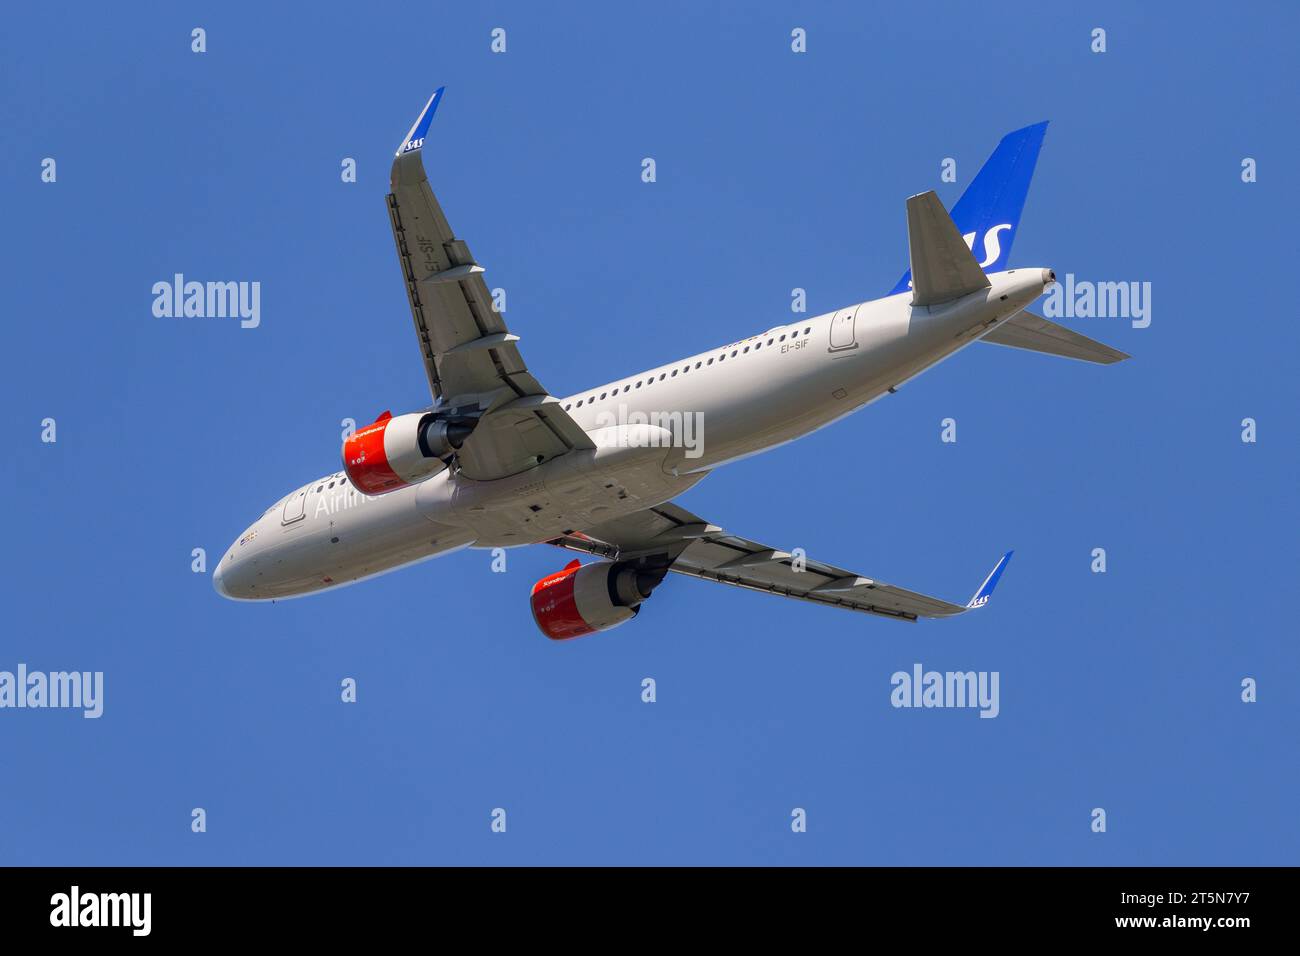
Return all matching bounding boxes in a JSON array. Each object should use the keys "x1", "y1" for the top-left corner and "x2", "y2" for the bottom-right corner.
[
  {"x1": 531, "y1": 559, "x2": 664, "y2": 640},
  {"x1": 342, "y1": 410, "x2": 447, "y2": 495}
]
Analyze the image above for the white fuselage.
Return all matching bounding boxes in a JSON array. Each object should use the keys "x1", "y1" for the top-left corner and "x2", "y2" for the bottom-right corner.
[{"x1": 214, "y1": 269, "x2": 1050, "y2": 600}]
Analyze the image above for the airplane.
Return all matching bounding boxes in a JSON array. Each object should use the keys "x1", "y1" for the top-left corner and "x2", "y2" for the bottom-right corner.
[{"x1": 213, "y1": 88, "x2": 1127, "y2": 638}]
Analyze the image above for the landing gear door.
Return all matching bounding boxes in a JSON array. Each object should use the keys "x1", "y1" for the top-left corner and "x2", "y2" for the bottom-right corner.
[
  {"x1": 282, "y1": 486, "x2": 307, "y2": 524},
  {"x1": 828, "y1": 306, "x2": 859, "y2": 352}
]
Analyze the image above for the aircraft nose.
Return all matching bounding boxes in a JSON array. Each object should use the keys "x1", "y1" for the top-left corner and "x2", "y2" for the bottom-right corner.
[{"x1": 213, "y1": 560, "x2": 230, "y2": 599}]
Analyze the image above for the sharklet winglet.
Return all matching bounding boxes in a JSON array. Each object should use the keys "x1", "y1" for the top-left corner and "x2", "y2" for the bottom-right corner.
[
  {"x1": 396, "y1": 87, "x2": 445, "y2": 157},
  {"x1": 966, "y1": 551, "x2": 1014, "y2": 609}
]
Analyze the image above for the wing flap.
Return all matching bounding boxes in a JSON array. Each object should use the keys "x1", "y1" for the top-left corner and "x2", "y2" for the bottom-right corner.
[
  {"x1": 670, "y1": 537, "x2": 969, "y2": 620},
  {"x1": 387, "y1": 180, "x2": 511, "y2": 398}
]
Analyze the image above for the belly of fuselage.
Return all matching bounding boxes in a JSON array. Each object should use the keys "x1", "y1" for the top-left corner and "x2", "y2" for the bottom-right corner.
[{"x1": 415, "y1": 436, "x2": 709, "y2": 549}]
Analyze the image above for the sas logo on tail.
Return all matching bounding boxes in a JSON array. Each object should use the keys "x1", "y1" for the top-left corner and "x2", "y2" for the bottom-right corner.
[
  {"x1": 963, "y1": 223, "x2": 1012, "y2": 268},
  {"x1": 903, "y1": 222, "x2": 1013, "y2": 291}
]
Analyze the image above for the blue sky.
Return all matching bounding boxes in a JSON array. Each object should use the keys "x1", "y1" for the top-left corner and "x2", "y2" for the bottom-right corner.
[{"x1": 1, "y1": 0, "x2": 1295, "y2": 865}]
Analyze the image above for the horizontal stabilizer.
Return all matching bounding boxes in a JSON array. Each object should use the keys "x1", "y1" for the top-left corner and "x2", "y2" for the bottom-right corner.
[
  {"x1": 906, "y1": 191, "x2": 991, "y2": 307},
  {"x1": 981, "y1": 310, "x2": 1130, "y2": 364}
]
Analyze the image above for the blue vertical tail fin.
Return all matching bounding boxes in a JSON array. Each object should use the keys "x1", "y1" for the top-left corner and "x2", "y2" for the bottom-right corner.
[{"x1": 889, "y1": 122, "x2": 1048, "y2": 295}]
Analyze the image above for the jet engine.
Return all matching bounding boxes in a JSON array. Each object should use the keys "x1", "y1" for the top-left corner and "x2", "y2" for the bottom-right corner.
[
  {"x1": 530, "y1": 559, "x2": 667, "y2": 640},
  {"x1": 341, "y1": 410, "x2": 473, "y2": 495}
]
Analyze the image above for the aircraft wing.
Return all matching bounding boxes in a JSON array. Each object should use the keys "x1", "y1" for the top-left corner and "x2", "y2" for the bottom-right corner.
[
  {"x1": 547, "y1": 503, "x2": 1012, "y2": 622},
  {"x1": 387, "y1": 89, "x2": 594, "y2": 480}
]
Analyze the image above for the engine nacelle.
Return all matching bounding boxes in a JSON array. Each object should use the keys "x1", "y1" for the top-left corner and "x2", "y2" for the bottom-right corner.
[
  {"x1": 530, "y1": 559, "x2": 664, "y2": 640},
  {"x1": 341, "y1": 410, "x2": 471, "y2": 496}
]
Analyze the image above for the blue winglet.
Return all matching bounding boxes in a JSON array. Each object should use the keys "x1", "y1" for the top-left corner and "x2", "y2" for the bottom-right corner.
[
  {"x1": 396, "y1": 87, "x2": 445, "y2": 157},
  {"x1": 966, "y1": 551, "x2": 1014, "y2": 609},
  {"x1": 890, "y1": 122, "x2": 1048, "y2": 295}
]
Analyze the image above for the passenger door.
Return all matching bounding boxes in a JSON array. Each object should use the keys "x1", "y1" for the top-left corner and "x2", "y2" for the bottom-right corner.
[
  {"x1": 828, "y1": 306, "x2": 859, "y2": 352},
  {"x1": 282, "y1": 486, "x2": 307, "y2": 524}
]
